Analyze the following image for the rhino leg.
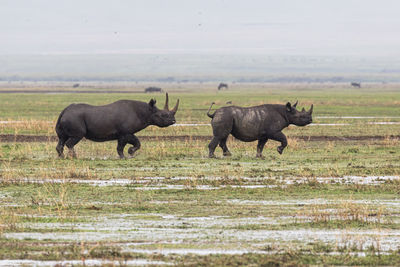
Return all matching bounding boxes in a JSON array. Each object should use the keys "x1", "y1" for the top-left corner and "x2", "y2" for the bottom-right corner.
[
  {"x1": 117, "y1": 137, "x2": 128, "y2": 159},
  {"x1": 209, "y1": 116, "x2": 233, "y2": 158},
  {"x1": 271, "y1": 132, "x2": 287, "y2": 154},
  {"x1": 65, "y1": 136, "x2": 83, "y2": 158},
  {"x1": 219, "y1": 137, "x2": 231, "y2": 156},
  {"x1": 127, "y1": 135, "x2": 141, "y2": 157},
  {"x1": 208, "y1": 137, "x2": 220, "y2": 158},
  {"x1": 56, "y1": 136, "x2": 68, "y2": 158},
  {"x1": 256, "y1": 139, "x2": 268, "y2": 158}
]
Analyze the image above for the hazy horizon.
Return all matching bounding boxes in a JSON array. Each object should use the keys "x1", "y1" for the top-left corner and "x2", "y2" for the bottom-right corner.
[
  {"x1": 2, "y1": 0, "x2": 400, "y2": 83},
  {"x1": 1, "y1": 0, "x2": 400, "y2": 57}
]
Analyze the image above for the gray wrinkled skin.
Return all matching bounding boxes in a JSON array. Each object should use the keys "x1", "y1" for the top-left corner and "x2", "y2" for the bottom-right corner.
[
  {"x1": 56, "y1": 93, "x2": 179, "y2": 159},
  {"x1": 207, "y1": 102, "x2": 313, "y2": 158}
]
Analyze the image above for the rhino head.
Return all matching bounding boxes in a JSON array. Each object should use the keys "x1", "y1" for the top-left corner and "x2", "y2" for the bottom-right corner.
[
  {"x1": 285, "y1": 101, "x2": 313, "y2": 126},
  {"x1": 149, "y1": 93, "x2": 179, "y2": 127}
]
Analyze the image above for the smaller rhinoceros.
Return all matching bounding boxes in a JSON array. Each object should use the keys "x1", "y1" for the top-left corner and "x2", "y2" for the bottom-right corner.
[{"x1": 206, "y1": 101, "x2": 313, "y2": 158}]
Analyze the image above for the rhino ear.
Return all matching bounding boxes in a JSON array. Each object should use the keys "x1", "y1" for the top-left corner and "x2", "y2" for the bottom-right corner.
[
  {"x1": 149, "y1": 99, "x2": 156, "y2": 108},
  {"x1": 286, "y1": 102, "x2": 292, "y2": 112}
]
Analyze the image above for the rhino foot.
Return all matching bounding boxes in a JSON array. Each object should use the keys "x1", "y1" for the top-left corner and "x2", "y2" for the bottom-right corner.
[
  {"x1": 67, "y1": 149, "x2": 77, "y2": 159},
  {"x1": 128, "y1": 147, "x2": 139, "y2": 157},
  {"x1": 277, "y1": 146, "x2": 284, "y2": 155},
  {"x1": 208, "y1": 153, "x2": 216, "y2": 158},
  {"x1": 223, "y1": 151, "x2": 232, "y2": 157},
  {"x1": 256, "y1": 154, "x2": 265, "y2": 159},
  {"x1": 127, "y1": 153, "x2": 137, "y2": 159}
]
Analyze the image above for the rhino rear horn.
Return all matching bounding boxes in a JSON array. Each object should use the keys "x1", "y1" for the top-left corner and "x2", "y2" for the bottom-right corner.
[
  {"x1": 164, "y1": 93, "x2": 169, "y2": 110},
  {"x1": 308, "y1": 104, "x2": 314, "y2": 115},
  {"x1": 171, "y1": 99, "x2": 179, "y2": 114},
  {"x1": 286, "y1": 102, "x2": 292, "y2": 112},
  {"x1": 149, "y1": 99, "x2": 156, "y2": 107}
]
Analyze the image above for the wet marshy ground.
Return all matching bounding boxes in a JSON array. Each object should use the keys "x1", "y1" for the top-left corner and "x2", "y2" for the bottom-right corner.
[
  {"x1": 1, "y1": 174, "x2": 400, "y2": 265},
  {"x1": 1, "y1": 88, "x2": 400, "y2": 265}
]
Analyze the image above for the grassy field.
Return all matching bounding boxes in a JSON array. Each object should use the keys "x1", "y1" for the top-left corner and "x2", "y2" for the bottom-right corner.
[{"x1": 0, "y1": 84, "x2": 400, "y2": 266}]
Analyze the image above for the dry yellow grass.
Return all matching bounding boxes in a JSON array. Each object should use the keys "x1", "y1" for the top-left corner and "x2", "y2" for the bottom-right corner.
[
  {"x1": 297, "y1": 199, "x2": 386, "y2": 225},
  {"x1": 0, "y1": 119, "x2": 54, "y2": 135}
]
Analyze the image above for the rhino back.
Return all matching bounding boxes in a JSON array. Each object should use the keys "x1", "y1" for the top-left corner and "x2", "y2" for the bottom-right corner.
[
  {"x1": 59, "y1": 100, "x2": 150, "y2": 140},
  {"x1": 230, "y1": 105, "x2": 287, "y2": 141}
]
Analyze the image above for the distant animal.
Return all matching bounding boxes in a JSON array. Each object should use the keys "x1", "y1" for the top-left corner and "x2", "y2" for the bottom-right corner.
[
  {"x1": 206, "y1": 101, "x2": 313, "y2": 158},
  {"x1": 55, "y1": 93, "x2": 179, "y2": 159},
  {"x1": 145, "y1": 87, "x2": 162, "y2": 93},
  {"x1": 351, "y1": 82, "x2": 361, "y2": 88},
  {"x1": 73, "y1": 83, "x2": 80, "y2": 88},
  {"x1": 226, "y1": 101, "x2": 232, "y2": 105},
  {"x1": 218, "y1": 83, "x2": 228, "y2": 90}
]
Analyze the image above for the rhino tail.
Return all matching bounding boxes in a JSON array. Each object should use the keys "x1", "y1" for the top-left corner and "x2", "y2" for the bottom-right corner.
[
  {"x1": 55, "y1": 106, "x2": 68, "y2": 137},
  {"x1": 207, "y1": 102, "x2": 216, "y2": 118}
]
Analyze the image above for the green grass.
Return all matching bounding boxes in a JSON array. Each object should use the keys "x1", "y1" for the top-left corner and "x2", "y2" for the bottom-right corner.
[
  {"x1": 0, "y1": 85, "x2": 400, "y2": 265},
  {"x1": 1, "y1": 138, "x2": 399, "y2": 178},
  {"x1": 1, "y1": 86, "x2": 400, "y2": 137}
]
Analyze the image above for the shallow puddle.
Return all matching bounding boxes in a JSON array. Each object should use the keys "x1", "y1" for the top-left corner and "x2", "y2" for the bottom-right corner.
[
  {"x1": 10, "y1": 175, "x2": 399, "y2": 189},
  {"x1": 122, "y1": 248, "x2": 269, "y2": 255},
  {"x1": 18, "y1": 215, "x2": 287, "y2": 234},
  {"x1": 0, "y1": 259, "x2": 171, "y2": 266},
  {"x1": 226, "y1": 198, "x2": 400, "y2": 207},
  {"x1": 5, "y1": 228, "x2": 400, "y2": 252},
  {"x1": 5, "y1": 211, "x2": 400, "y2": 253}
]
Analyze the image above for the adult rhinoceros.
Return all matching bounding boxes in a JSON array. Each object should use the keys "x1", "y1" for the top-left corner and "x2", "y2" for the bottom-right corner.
[
  {"x1": 207, "y1": 101, "x2": 313, "y2": 158},
  {"x1": 56, "y1": 93, "x2": 179, "y2": 158}
]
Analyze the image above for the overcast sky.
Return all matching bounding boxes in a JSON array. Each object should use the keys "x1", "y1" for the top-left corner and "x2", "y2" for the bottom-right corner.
[{"x1": 1, "y1": 0, "x2": 399, "y2": 56}]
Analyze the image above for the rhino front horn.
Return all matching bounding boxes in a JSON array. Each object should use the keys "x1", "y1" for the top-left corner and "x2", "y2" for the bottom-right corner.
[{"x1": 164, "y1": 93, "x2": 169, "y2": 110}]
